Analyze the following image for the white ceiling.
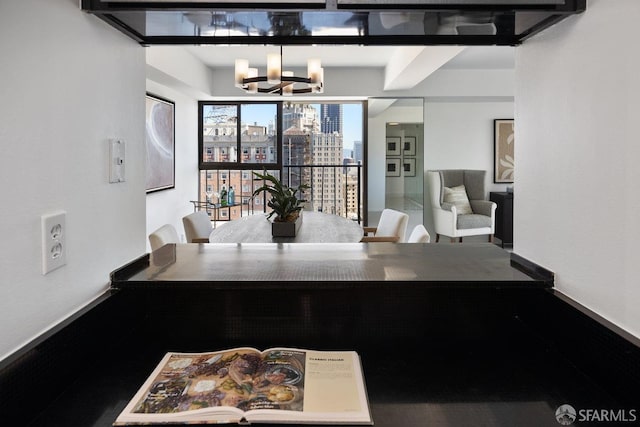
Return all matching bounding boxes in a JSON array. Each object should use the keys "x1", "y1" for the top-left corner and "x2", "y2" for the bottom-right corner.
[
  {"x1": 184, "y1": 45, "x2": 514, "y2": 69},
  {"x1": 155, "y1": 44, "x2": 514, "y2": 99},
  {"x1": 440, "y1": 45, "x2": 515, "y2": 69}
]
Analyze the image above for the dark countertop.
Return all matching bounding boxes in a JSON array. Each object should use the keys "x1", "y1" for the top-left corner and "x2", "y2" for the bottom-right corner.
[
  {"x1": 9, "y1": 243, "x2": 630, "y2": 427},
  {"x1": 112, "y1": 242, "x2": 544, "y2": 289},
  {"x1": 17, "y1": 287, "x2": 620, "y2": 427}
]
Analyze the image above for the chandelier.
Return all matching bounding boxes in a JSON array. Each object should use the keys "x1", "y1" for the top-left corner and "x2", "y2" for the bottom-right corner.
[{"x1": 234, "y1": 47, "x2": 324, "y2": 95}]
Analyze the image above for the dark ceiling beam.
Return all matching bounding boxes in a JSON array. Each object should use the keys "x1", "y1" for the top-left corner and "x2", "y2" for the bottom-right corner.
[
  {"x1": 82, "y1": 0, "x2": 586, "y2": 12},
  {"x1": 80, "y1": 0, "x2": 586, "y2": 46},
  {"x1": 141, "y1": 34, "x2": 519, "y2": 46}
]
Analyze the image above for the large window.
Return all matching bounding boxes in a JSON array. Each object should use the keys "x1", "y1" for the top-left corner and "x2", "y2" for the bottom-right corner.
[
  {"x1": 199, "y1": 102, "x2": 281, "y2": 169},
  {"x1": 198, "y1": 101, "x2": 365, "y2": 223}
]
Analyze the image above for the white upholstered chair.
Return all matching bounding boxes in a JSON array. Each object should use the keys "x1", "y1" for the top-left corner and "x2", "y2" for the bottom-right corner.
[
  {"x1": 407, "y1": 224, "x2": 431, "y2": 243},
  {"x1": 148, "y1": 224, "x2": 179, "y2": 251},
  {"x1": 360, "y1": 208, "x2": 409, "y2": 243},
  {"x1": 182, "y1": 211, "x2": 213, "y2": 243},
  {"x1": 427, "y1": 170, "x2": 496, "y2": 243}
]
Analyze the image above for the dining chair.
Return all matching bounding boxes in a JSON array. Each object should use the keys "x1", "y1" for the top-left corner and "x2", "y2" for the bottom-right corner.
[
  {"x1": 148, "y1": 224, "x2": 179, "y2": 251},
  {"x1": 360, "y1": 208, "x2": 409, "y2": 243},
  {"x1": 407, "y1": 224, "x2": 431, "y2": 243},
  {"x1": 182, "y1": 211, "x2": 213, "y2": 243}
]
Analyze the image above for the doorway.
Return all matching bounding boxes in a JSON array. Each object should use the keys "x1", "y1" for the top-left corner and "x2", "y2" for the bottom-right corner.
[
  {"x1": 385, "y1": 122, "x2": 424, "y2": 235},
  {"x1": 367, "y1": 97, "x2": 424, "y2": 238}
]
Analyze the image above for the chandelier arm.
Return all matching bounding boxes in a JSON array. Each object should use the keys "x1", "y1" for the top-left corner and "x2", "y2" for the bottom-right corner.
[
  {"x1": 282, "y1": 76, "x2": 312, "y2": 84},
  {"x1": 243, "y1": 76, "x2": 268, "y2": 84},
  {"x1": 244, "y1": 75, "x2": 311, "y2": 85},
  {"x1": 292, "y1": 87, "x2": 314, "y2": 94},
  {"x1": 257, "y1": 87, "x2": 281, "y2": 94}
]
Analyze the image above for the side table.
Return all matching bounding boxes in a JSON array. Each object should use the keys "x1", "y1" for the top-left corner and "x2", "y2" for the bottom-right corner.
[{"x1": 490, "y1": 192, "x2": 513, "y2": 248}]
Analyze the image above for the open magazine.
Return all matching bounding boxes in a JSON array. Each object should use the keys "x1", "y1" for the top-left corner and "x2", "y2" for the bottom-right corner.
[{"x1": 114, "y1": 347, "x2": 372, "y2": 425}]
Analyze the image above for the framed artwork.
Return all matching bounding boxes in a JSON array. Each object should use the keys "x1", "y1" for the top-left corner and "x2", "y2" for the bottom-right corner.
[
  {"x1": 145, "y1": 93, "x2": 175, "y2": 193},
  {"x1": 386, "y1": 137, "x2": 401, "y2": 156},
  {"x1": 403, "y1": 136, "x2": 416, "y2": 156},
  {"x1": 494, "y1": 119, "x2": 514, "y2": 183},
  {"x1": 403, "y1": 158, "x2": 416, "y2": 177},
  {"x1": 386, "y1": 158, "x2": 401, "y2": 177}
]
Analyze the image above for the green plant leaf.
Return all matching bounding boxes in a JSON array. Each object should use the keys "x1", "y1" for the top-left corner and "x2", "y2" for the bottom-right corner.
[{"x1": 251, "y1": 169, "x2": 308, "y2": 221}]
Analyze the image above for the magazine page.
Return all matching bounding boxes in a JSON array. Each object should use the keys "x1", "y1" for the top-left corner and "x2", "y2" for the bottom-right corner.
[
  {"x1": 114, "y1": 348, "x2": 262, "y2": 425},
  {"x1": 246, "y1": 350, "x2": 372, "y2": 424},
  {"x1": 221, "y1": 347, "x2": 308, "y2": 414},
  {"x1": 113, "y1": 347, "x2": 308, "y2": 425}
]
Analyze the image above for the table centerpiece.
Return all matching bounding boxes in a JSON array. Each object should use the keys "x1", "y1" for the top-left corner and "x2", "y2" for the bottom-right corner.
[{"x1": 252, "y1": 170, "x2": 309, "y2": 237}]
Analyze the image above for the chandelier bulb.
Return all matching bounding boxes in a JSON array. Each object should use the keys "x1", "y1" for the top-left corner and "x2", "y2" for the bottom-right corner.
[
  {"x1": 234, "y1": 51, "x2": 324, "y2": 95},
  {"x1": 247, "y1": 68, "x2": 258, "y2": 94},
  {"x1": 267, "y1": 53, "x2": 281, "y2": 84},
  {"x1": 308, "y1": 58, "x2": 322, "y2": 84},
  {"x1": 234, "y1": 59, "x2": 249, "y2": 87}
]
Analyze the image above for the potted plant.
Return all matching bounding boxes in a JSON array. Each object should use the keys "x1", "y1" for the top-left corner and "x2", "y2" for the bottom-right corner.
[{"x1": 251, "y1": 170, "x2": 309, "y2": 237}]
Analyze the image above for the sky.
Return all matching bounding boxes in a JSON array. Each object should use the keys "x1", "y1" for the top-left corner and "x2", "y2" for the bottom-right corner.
[
  {"x1": 240, "y1": 102, "x2": 362, "y2": 149},
  {"x1": 341, "y1": 103, "x2": 362, "y2": 150}
]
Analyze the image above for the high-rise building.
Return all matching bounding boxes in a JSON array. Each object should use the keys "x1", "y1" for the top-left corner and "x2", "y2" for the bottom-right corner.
[
  {"x1": 321, "y1": 104, "x2": 342, "y2": 134},
  {"x1": 342, "y1": 157, "x2": 355, "y2": 174},
  {"x1": 311, "y1": 132, "x2": 344, "y2": 214},
  {"x1": 345, "y1": 173, "x2": 360, "y2": 220},
  {"x1": 353, "y1": 141, "x2": 363, "y2": 163},
  {"x1": 283, "y1": 127, "x2": 312, "y2": 190},
  {"x1": 283, "y1": 103, "x2": 319, "y2": 134}
]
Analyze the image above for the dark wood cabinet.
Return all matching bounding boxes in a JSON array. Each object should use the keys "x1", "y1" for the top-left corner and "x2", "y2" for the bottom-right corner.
[{"x1": 490, "y1": 192, "x2": 513, "y2": 247}]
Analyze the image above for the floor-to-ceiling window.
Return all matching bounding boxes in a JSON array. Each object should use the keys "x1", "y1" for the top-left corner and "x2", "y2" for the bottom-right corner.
[{"x1": 198, "y1": 100, "x2": 364, "y2": 225}]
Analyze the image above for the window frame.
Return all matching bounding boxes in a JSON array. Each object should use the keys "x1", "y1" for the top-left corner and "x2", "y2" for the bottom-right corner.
[
  {"x1": 198, "y1": 101, "x2": 283, "y2": 171},
  {"x1": 197, "y1": 100, "x2": 368, "y2": 224}
]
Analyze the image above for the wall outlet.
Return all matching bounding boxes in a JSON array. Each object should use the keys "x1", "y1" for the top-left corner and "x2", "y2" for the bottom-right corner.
[{"x1": 42, "y1": 211, "x2": 66, "y2": 274}]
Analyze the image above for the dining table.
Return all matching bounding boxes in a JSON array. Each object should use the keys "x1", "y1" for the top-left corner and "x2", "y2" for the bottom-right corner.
[{"x1": 207, "y1": 211, "x2": 364, "y2": 243}]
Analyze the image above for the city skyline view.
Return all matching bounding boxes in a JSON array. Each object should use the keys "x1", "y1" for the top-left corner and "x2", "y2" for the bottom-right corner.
[
  {"x1": 237, "y1": 102, "x2": 363, "y2": 151},
  {"x1": 200, "y1": 100, "x2": 365, "y2": 221}
]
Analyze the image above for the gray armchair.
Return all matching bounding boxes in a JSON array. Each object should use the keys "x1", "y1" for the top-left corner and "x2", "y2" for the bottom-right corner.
[{"x1": 427, "y1": 170, "x2": 496, "y2": 243}]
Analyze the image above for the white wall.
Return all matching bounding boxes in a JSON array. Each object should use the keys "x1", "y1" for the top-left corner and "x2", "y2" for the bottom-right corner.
[
  {"x1": 145, "y1": 80, "x2": 200, "y2": 249},
  {"x1": 423, "y1": 101, "x2": 514, "y2": 236},
  {"x1": 146, "y1": 46, "x2": 214, "y2": 100},
  {"x1": 0, "y1": 0, "x2": 146, "y2": 360},
  {"x1": 515, "y1": 0, "x2": 640, "y2": 338}
]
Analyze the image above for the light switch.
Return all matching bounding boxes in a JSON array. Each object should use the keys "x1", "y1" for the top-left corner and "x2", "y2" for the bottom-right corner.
[{"x1": 109, "y1": 139, "x2": 125, "y2": 183}]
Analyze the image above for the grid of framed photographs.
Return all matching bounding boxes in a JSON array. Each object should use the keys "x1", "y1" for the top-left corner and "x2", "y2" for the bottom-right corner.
[{"x1": 386, "y1": 135, "x2": 416, "y2": 178}]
